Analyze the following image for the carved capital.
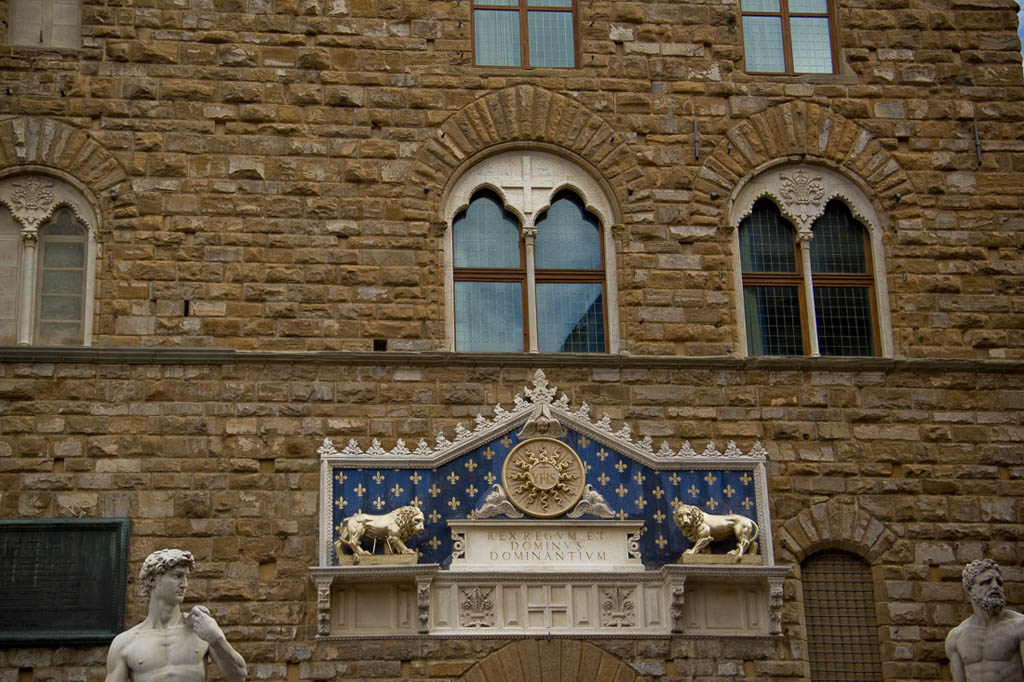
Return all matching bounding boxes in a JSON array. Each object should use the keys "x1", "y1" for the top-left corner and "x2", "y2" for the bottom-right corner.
[
  {"x1": 20, "y1": 230, "x2": 38, "y2": 245},
  {"x1": 522, "y1": 226, "x2": 538, "y2": 242}
]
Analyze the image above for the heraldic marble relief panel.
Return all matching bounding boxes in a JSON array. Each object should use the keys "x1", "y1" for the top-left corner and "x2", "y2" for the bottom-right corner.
[{"x1": 312, "y1": 371, "x2": 789, "y2": 637}]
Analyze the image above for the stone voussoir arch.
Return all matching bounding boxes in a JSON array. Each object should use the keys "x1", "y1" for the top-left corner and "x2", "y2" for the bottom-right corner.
[
  {"x1": 775, "y1": 498, "x2": 902, "y2": 565},
  {"x1": 695, "y1": 101, "x2": 919, "y2": 231},
  {"x1": 459, "y1": 639, "x2": 638, "y2": 682},
  {"x1": 407, "y1": 85, "x2": 649, "y2": 227},
  {"x1": 0, "y1": 116, "x2": 136, "y2": 230}
]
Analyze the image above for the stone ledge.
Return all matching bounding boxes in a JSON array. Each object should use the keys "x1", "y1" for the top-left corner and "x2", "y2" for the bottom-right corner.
[{"x1": 0, "y1": 345, "x2": 1023, "y2": 374}]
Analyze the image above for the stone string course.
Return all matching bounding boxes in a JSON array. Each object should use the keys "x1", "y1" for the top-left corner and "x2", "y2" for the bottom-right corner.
[{"x1": 0, "y1": 361, "x2": 1021, "y2": 681}]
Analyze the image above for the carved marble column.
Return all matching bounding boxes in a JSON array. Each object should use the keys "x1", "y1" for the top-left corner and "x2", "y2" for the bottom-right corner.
[
  {"x1": 523, "y1": 226, "x2": 538, "y2": 353},
  {"x1": 797, "y1": 233, "x2": 820, "y2": 357},
  {"x1": 17, "y1": 230, "x2": 37, "y2": 345}
]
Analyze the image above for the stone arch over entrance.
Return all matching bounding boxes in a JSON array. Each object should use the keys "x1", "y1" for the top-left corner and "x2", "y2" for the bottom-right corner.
[
  {"x1": 775, "y1": 498, "x2": 902, "y2": 564},
  {"x1": 459, "y1": 639, "x2": 637, "y2": 682},
  {"x1": 694, "y1": 101, "x2": 920, "y2": 234},
  {"x1": 407, "y1": 85, "x2": 649, "y2": 228},
  {"x1": 0, "y1": 116, "x2": 135, "y2": 230}
]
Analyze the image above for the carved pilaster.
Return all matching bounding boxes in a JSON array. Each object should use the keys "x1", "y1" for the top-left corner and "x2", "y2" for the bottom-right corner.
[
  {"x1": 314, "y1": 577, "x2": 333, "y2": 636},
  {"x1": 768, "y1": 579, "x2": 784, "y2": 635},
  {"x1": 416, "y1": 574, "x2": 433, "y2": 634},
  {"x1": 669, "y1": 580, "x2": 686, "y2": 634}
]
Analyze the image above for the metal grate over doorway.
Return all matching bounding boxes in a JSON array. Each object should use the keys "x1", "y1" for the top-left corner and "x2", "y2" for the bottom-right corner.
[{"x1": 802, "y1": 550, "x2": 884, "y2": 681}]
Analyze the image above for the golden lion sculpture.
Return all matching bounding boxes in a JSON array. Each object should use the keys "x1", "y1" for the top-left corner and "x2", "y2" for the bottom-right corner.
[
  {"x1": 672, "y1": 502, "x2": 758, "y2": 561},
  {"x1": 334, "y1": 505, "x2": 425, "y2": 564}
]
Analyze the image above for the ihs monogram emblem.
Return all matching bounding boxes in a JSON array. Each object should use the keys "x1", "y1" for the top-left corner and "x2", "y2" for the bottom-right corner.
[{"x1": 501, "y1": 438, "x2": 585, "y2": 518}]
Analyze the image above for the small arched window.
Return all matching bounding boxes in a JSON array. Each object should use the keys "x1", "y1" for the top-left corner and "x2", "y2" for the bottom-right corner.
[
  {"x1": 802, "y1": 550, "x2": 883, "y2": 681},
  {"x1": 444, "y1": 150, "x2": 619, "y2": 353},
  {"x1": 0, "y1": 175, "x2": 97, "y2": 345}
]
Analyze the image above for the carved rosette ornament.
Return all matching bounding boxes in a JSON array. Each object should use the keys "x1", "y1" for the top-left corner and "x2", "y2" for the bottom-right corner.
[
  {"x1": 778, "y1": 170, "x2": 826, "y2": 232},
  {"x1": 501, "y1": 437, "x2": 585, "y2": 518}
]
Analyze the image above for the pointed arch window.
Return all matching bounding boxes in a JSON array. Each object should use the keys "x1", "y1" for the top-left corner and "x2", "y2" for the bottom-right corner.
[
  {"x1": 733, "y1": 165, "x2": 890, "y2": 357},
  {"x1": 0, "y1": 175, "x2": 96, "y2": 345},
  {"x1": 445, "y1": 150, "x2": 620, "y2": 353}
]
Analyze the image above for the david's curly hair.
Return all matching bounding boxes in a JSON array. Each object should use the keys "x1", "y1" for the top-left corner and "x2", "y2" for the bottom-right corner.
[{"x1": 139, "y1": 549, "x2": 195, "y2": 600}]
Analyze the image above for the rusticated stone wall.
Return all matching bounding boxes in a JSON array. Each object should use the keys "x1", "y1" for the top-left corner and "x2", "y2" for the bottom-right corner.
[
  {"x1": 0, "y1": 354, "x2": 1020, "y2": 682},
  {"x1": 0, "y1": 0, "x2": 1022, "y2": 356}
]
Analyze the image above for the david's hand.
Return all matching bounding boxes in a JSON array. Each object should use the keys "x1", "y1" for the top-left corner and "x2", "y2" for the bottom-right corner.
[{"x1": 185, "y1": 605, "x2": 226, "y2": 643}]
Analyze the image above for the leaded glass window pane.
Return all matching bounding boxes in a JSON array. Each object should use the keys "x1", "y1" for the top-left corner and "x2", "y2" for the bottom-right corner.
[
  {"x1": 0, "y1": 208, "x2": 20, "y2": 345},
  {"x1": 37, "y1": 210, "x2": 86, "y2": 346},
  {"x1": 789, "y1": 0, "x2": 826, "y2": 12},
  {"x1": 790, "y1": 16, "x2": 832, "y2": 73},
  {"x1": 474, "y1": 10, "x2": 522, "y2": 67},
  {"x1": 814, "y1": 286, "x2": 874, "y2": 356},
  {"x1": 742, "y1": 16, "x2": 786, "y2": 72},
  {"x1": 810, "y1": 203, "x2": 867, "y2": 273},
  {"x1": 739, "y1": 201, "x2": 797, "y2": 273},
  {"x1": 537, "y1": 283, "x2": 604, "y2": 352},
  {"x1": 455, "y1": 281, "x2": 524, "y2": 351},
  {"x1": 535, "y1": 194, "x2": 601, "y2": 269},
  {"x1": 741, "y1": 0, "x2": 781, "y2": 11},
  {"x1": 744, "y1": 285, "x2": 803, "y2": 355},
  {"x1": 527, "y1": 11, "x2": 575, "y2": 67},
  {"x1": 803, "y1": 551, "x2": 883, "y2": 681},
  {"x1": 453, "y1": 192, "x2": 521, "y2": 268}
]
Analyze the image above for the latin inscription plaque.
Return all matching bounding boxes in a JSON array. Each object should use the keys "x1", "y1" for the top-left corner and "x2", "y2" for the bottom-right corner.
[{"x1": 0, "y1": 518, "x2": 130, "y2": 644}]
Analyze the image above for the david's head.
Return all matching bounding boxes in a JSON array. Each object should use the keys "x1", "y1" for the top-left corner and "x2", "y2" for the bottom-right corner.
[
  {"x1": 962, "y1": 558, "x2": 1006, "y2": 614},
  {"x1": 139, "y1": 549, "x2": 196, "y2": 603}
]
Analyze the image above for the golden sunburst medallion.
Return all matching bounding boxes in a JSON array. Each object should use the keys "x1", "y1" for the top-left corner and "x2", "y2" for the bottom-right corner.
[{"x1": 501, "y1": 437, "x2": 586, "y2": 518}]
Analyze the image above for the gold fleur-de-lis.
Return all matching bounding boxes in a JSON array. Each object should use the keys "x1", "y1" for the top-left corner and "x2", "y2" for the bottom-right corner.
[
  {"x1": 584, "y1": 462, "x2": 592, "y2": 473},
  {"x1": 614, "y1": 459, "x2": 627, "y2": 473},
  {"x1": 335, "y1": 496, "x2": 346, "y2": 510},
  {"x1": 447, "y1": 497, "x2": 461, "y2": 511},
  {"x1": 500, "y1": 435, "x2": 513, "y2": 448},
  {"x1": 483, "y1": 447, "x2": 495, "y2": 460},
  {"x1": 465, "y1": 459, "x2": 478, "y2": 472},
  {"x1": 429, "y1": 510, "x2": 441, "y2": 523},
  {"x1": 409, "y1": 496, "x2": 423, "y2": 508},
  {"x1": 635, "y1": 497, "x2": 646, "y2": 510},
  {"x1": 653, "y1": 509, "x2": 666, "y2": 524},
  {"x1": 578, "y1": 436, "x2": 590, "y2": 448},
  {"x1": 742, "y1": 497, "x2": 754, "y2": 510},
  {"x1": 335, "y1": 471, "x2": 347, "y2": 485},
  {"x1": 409, "y1": 472, "x2": 422, "y2": 485},
  {"x1": 391, "y1": 484, "x2": 404, "y2": 497},
  {"x1": 655, "y1": 534, "x2": 668, "y2": 549},
  {"x1": 615, "y1": 484, "x2": 628, "y2": 498},
  {"x1": 704, "y1": 472, "x2": 717, "y2": 486},
  {"x1": 687, "y1": 484, "x2": 700, "y2": 498},
  {"x1": 354, "y1": 484, "x2": 366, "y2": 497},
  {"x1": 669, "y1": 473, "x2": 681, "y2": 485},
  {"x1": 428, "y1": 536, "x2": 441, "y2": 550},
  {"x1": 596, "y1": 448, "x2": 609, "y2": 461},
  {"x1": 447, "y1": 471, "x2": 460, "y2": 486},
  {"x1": 706, "y1": 498, "x2": 719, "y2": 511},
  {"x1": 466, "y1": 484, "x2": 478, "y2": 497},
  {"x1": 652, "y1": 485, "x2": 664, "y2": 499},
  {"x1": 484, "y1": 471, "x2": 496, "y2": 485},
  {"x1": 372, "y1": 495, "x2": 385, "y2": 510},
  {"x1": 428, "y1": 484, "x2": 441, "y2": 498},
  {"x1": 671, "y1": 496, "x2": 682, "y2": 507},
  {"x1": 372, "y1": 471, "x2": 385, "y2": 484},
  {"x1": 597, "y1": 473, "x2": 610, "y2": 486},
  {"x1": 740, "y1": 472, "x2": 753, "y2": 486},
  {"x1": 723, "y1": 484, "x2": 736, "y2": 498},
  {"x1": 615, "y1": 509, "x2": 628, "y2": 520},
  {"x1": 633, "y1": 471, "x2": 646, "y2": 485}
]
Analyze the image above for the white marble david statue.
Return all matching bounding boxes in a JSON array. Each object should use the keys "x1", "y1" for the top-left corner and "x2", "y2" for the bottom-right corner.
[
  {"x1": 105, "y1": 549, "x2": 247, "y2": 682},
  {"x1": 945, "y1": 558, "x2": 1024, "y2": 682}
]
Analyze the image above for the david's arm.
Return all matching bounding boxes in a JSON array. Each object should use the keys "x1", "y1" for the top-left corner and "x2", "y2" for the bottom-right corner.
[
  {"x1": 188, "y1": 606, "x2": 247, "y2": 682},
  {"x1": 104, "y1": 634, "x2": 130, "y2": 682}
]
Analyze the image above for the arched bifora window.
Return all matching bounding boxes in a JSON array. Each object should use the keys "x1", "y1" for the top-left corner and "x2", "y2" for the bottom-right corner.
[
  {"x1": 730, "y1": 165, "x2": 893, "y2": 357},
  {"x1": 444, "y1": 149, "x2": 620, "y2": 353},
  {"x1": 802, "y1": 550, "x2": 883, "y2": 681},
  {"x1": 0, "y1": 175, "x2": 97, "y2": 345}
]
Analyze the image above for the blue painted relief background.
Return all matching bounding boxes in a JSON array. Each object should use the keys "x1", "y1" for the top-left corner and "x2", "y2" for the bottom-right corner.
[{"x1": 332, "y1": 428, "x2": 759, "y2": 569}]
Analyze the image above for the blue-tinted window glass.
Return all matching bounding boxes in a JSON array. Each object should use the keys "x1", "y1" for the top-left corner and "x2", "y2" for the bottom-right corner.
[
  {"x1": 743, "y1": 16, "x2": 785, "y2": 72},
  {"x1": 537, "y1": 283, "x2": 604, "y2": 352},
  {"x1": 739, "y1": 201, "x2": 796, "y2": 273},
  {"x1": 535, "y1": 194, "x2": 601, "y2": 270},
  {"x1": 791, "y1": 16, "x2": 833, "y2": 73},
  {"x1": 453, "y1": 192, "x2": 521, "y2": 268},
  {"x1": 810, "y1": 202, "x2": 867, "y2": 274},
  {"x1": 474, "y1": 9, "x2": 522, "y2": 67},
  {"x1": 527, "y1": 11, "x2": 574, "y2": 67},
  {"x1": 455, "y1": 281, "x2": 524, "y2": 351}
]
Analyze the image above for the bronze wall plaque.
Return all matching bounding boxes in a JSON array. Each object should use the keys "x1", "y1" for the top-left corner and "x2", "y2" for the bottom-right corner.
[{"x1": 0, "y1": 518, "x2": 130, "y2": 644}]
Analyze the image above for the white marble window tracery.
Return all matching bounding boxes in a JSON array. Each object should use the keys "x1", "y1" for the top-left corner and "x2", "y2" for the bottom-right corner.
[
  {"x1": 443, "y1": 150, "x2": 620, "y2": 353},
  {"x1": 0, "y1": 175, "x2": 97, "y2": 345},
  {"x1": 730, "y1": 164, "x2": 893, "y2": 357}
]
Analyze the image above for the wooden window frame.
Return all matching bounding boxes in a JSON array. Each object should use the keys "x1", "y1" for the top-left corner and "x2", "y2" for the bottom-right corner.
[
  {"x1": 34, "y1": 211, "x2": 88, "y2": 346},
  {"x1": 810, "y1": 221, "x2": 880, "y2": 356},
  {"x1": 471, "y1": 0, "x2": 580, "y2": 69},
  {"x1": 739, "y1": 0, "x2": 838, "y2": 75},
  {"x1": 740, "y1": 236, "x2": 810, "y2": 356}
]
